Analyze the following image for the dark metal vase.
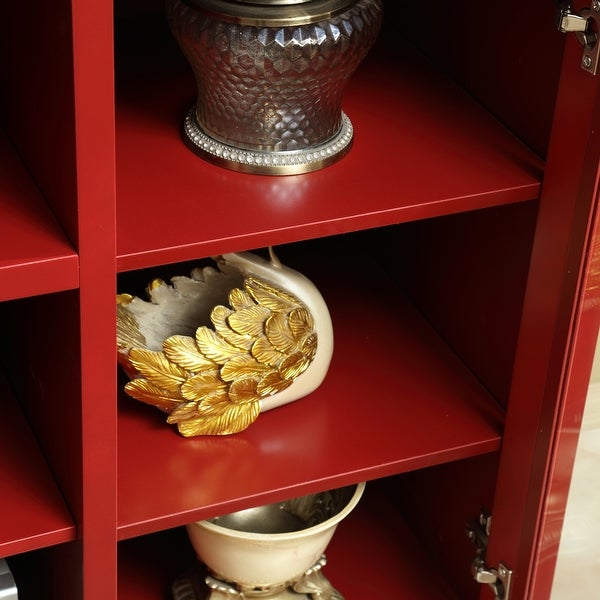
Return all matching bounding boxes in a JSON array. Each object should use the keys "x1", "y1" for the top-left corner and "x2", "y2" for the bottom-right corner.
[{"x1": 166, "y1": 0, "x2": 383, "y2": 175}]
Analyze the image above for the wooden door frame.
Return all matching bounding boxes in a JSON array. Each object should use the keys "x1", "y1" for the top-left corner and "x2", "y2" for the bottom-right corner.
[{"x1": 484, "y1": 12, "x2": 600, "y2": 599}]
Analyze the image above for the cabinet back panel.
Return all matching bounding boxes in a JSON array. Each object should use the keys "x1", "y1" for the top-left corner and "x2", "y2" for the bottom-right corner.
[
  {"x1": 385, "y1": 0, "x2": 564, "y2": 158},
  {"x1": 0, "y1": 292, "x2": 83, "y2": 519},
  {"x1": 0, "y1": 0, "x2": 79, "y2": 246},
  {"x1": 394, "y1": 202, "x2": 538, "y2": 407}
]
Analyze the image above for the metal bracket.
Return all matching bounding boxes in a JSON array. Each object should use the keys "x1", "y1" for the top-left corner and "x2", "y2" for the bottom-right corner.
[
  {"x1": 556, "y1": 2, "x2": 600, "y2": 74},
  {"x1": 466, "y1": 511, "x2": 513, "y2": 600}
]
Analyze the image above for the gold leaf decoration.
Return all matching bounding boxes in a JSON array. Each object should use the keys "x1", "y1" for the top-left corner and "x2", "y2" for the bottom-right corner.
[
  {"x1": 228, "y1": 378, "x2": 260, "y2": 404},
  {"x1": 280, "y1": 351, "x2": 311, "y2": 380},
  {"x1": 257, "y1": 372, "x2": 293, "y2": 396},
  {"x1": 163, "y1": 335, "x2": 216, "y2": 372},
  {"x1": 124, "y1": 379, "x2": 182, "y2": 412},
  {"x1": 228, "y1": 287, "x2": 253, "y2": 310},
  {"x1": 220, "y1": 355, "x2": 269, "y2": 382},
  {"x1": 127, "y1": 348, "x2": 188, "y2": 392},
  {"x1": 164, "y1": 400, "x2": 199, "y2": 423},
  {"x1": 116, "y1": 303, "x2": 147, "y2": 350},
  {"x1": 265, "y1": 312, "x2": 295, "y2": 353},
  {"x1": 251, "y1": 335, "x2": 286, "y2": 367},
  {"x1": 175, "y1": 399, "x2": 261, "y2": 437},
  {"x1": 195, "y1": 326, "x2": 242, "y2": 362},
  {"x1": 302, "y1": 333, "x2": 318, "y2": 361},
  {"x1": 118, "y1": 274, "x2": 318, "y2": 436},
  {"x1": 288, "y1": 307, "x2": 314, "y2": 340},
  {"x1": 228, "y1": 304, "x2": 270, "y2": 337},
  {"x1": 211, "y1": 305, "x2": 253, "y2": 351},
  {"x1": 180, "y1": 373, "x2": 226, "y2": 401},
  {"x1": 245, "y1": 277, "x2": 298, "y2": 312}
]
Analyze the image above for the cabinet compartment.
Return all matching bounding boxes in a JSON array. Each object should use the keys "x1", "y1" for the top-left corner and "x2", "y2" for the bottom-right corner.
[
  {"x1": 0, "y1": 1, "x2": 81, "y2": 248},
  {"x1": 119, "y1": 479, "x2": 468, "y2": 600},
  {"x1": 117, "y1": 477, "x2": 462, "y2": 599},
  {"x1": 0, "y1": 134, "x2": 78, "y2": 301},
  {"x1": 0, "y1": 0, "x2": 589, "y2": 598},
  {"x1": 0, "y1": 292, "x2": 83, "y2": 518},
  {"x1": 399, "y1": 201, "x2": 538, "y2": 405},
  {"x1": 117, "y1": 466, "x2": 497, "y2": 599},
  {"x1": 114, "y1": 9, "x2": 543, "y2": 272},
  {"x1": 391, "y1": 1, "x2": 563, "y2": 159},
  {"x1": 116, "y1": 213, "x2": 533, "y2": 539},
  {"x1": 0, "y1": 371, "x2": 75, "y2": 556}
]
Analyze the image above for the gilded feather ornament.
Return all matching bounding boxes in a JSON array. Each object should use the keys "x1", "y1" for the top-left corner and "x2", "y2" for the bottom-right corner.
[{"x1": 116, "y1": 250, "x2": 333, "y2": 436}]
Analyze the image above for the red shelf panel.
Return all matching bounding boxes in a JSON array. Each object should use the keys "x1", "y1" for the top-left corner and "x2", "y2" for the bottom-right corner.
[
  {"x1": 116, "y1": 41, "x2": 543, "y2": 272},
  {"x1": 117, "y1": 481, "x2": 457, "y2": 599},
  {"x1": 117, "y1": 261, "x2": 503, "y2": 539},
  {"x1": 0, "y1": 134, "x2": 78, "y2": 301},
  {"x1": 0, "y1": 373, "x2": 76, "y2": 556}
]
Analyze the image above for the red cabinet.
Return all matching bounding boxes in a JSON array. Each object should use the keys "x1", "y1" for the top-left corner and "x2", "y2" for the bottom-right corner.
[{"x1": 1, "y1": 1, "x2": 598, "y2": 598}]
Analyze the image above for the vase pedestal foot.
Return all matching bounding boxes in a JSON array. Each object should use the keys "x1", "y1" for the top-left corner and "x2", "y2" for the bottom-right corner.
[
  {"x1": 183, "y1": 109, "x2": 354, "y2": 176},
  {"x1": 172, "y1": 555, "x2": 344, "y2": 600}
]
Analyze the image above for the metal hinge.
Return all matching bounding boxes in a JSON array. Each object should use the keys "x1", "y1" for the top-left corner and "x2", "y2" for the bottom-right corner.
[
  {"x1": 466, "y1": 510, "x2": 513, "y2": 600},
  {"x1": 556, "y1": 2, "x2": 600, "y2": 74}
]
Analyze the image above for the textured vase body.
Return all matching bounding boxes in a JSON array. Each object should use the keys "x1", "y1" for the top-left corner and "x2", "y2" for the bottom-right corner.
[{"x1": 166, "y1": 0, "x2": 383, "y2": 174}]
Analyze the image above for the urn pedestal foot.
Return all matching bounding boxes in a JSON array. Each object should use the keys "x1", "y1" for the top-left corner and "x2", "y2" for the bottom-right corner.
[
  {"x1": 183, "y1": 109, "x2": 354, "y2": 176},
  {"x1": 172, "y1": 555, "x2": 344, "y2": 600}
]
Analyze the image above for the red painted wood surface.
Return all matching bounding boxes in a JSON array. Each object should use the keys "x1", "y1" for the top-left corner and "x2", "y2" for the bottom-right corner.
[
  {"x1": 0, "y1": 0, "x2": 79, "y2": 246},
  {"x1": 115, "y1": 30, "x2": 543, "y2": 272},
  {"x1": 1, "y1": 0, "x2": 598, "y2": 598},
  {"x1": 0, "y1": 134, "x2": 78, "y2": 301},
  {"x1": 530, "y1": 167, "x2": 600, "y2": 598},
  {"x1": 484, "y1": 21, "x2": 600, "y2": 600},
  {"x1": 389, "y1": 0, "x2": 564, "y2": 159},
  {"x1": 0, "y1": 291, "x2": 88, "y2": 600},
  {"x1": 400, "y1": 201, "x2": 538, "y2": 407},
  {"x1": 118, "y1": 479, "x2": 457, "y2": 599},
  {"x1": 0, "y1": 373, "x2": 75, "y2": 556},
  {"x1": 1, "y1": 3, "x2": 89, "y2": 598},
  {"x1": 393, "y1": 454, "x2": 501, "y2": 599},
  {"x1": 71, "y1": 0, "x2": 118, "y2": 598},
  {"x1": 117, "y1": 253, "x2": 503, "y2": 539}
]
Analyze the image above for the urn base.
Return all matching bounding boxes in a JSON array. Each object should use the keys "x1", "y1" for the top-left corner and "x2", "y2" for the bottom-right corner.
[
  {"x1": 183, "y1": 109, "x2": 354, "y2": 176},
  {"x1": 172, "y1": 556, "x2": 343, "y2": 600}
]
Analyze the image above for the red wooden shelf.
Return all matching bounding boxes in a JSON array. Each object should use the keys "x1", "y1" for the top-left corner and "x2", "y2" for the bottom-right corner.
[
  {"x1": 0, "y1": 134, "x2": 79, "y2": 301},
  {"x1": 115, "y1": 39, "x2": 543, "y2": 272},
  {"x1": 0, "y1": 373, "x2": 76, "y2": 556},
  {"x1": 117, "y1": 259, "x2": 503, "y2": 539},
  {"x1": 117, "y1": 480, "x2": 457, "y2": 599}
]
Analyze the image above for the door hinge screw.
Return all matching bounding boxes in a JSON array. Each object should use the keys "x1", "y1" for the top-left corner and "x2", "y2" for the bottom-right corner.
[{"x1": 557, "y1": 3, "x2": 600, "y2": 74}]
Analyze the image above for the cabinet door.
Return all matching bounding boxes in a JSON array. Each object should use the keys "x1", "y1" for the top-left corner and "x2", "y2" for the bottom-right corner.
[{"x1": 484, "y1": 16, "x2": 600, "y2": 599}]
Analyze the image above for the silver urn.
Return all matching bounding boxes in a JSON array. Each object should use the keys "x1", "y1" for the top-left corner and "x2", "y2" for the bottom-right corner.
[{"x1": 166, "y1": 0, "x2": 383, "y2": 175}]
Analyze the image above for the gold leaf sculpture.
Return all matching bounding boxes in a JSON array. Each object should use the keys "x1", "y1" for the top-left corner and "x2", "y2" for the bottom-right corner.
[{"x1": 117, "y1": 251, "x2": 333, "y2": 436}]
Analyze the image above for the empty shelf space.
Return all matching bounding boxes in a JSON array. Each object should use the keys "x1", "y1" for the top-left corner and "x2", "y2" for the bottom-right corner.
[
  {"x1": 0, "y1": 134, "x2": 78, "y2": 301},
  {"x1": 0, "y1": 373, "x2": 76, "y2": 556}
]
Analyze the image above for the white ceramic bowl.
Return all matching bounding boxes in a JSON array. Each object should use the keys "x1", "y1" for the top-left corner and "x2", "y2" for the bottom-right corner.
[{"x1": 186, "y1": 483, "x2": 365, "y2": 588}]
